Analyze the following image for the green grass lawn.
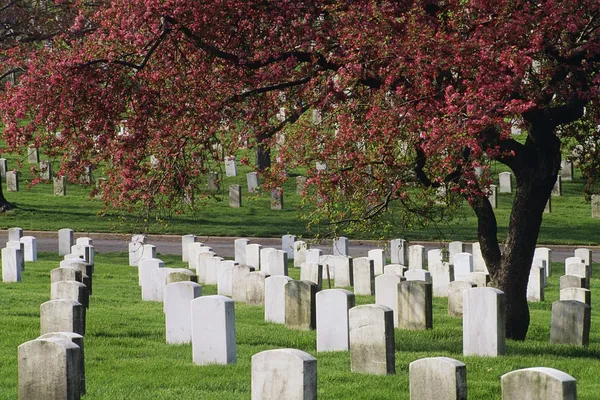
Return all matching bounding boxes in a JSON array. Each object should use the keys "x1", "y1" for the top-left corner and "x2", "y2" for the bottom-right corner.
[
  {"x1": 0, "y1": 154, "x2": 598, "y2": 245},
  {"x1": 1, "y1": 252, "x2": 599, "y2": 399}
]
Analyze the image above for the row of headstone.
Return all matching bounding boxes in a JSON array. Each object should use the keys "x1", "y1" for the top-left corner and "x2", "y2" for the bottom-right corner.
[
  {"x1": 4, "y1": 170, "x2": 66, "y2": 195},
  {"x1": 2, "y1": 228, "x2": 40, "y2": 282}
]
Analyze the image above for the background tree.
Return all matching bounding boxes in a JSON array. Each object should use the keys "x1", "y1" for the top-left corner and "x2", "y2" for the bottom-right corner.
[{"x1": 1, "y1": 0, "x2": 599, "y2": 339}]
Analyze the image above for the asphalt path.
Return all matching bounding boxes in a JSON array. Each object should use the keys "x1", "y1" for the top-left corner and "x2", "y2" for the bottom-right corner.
[{"x1": 2, "y1": 230, "x2": 596, "y2": 263}]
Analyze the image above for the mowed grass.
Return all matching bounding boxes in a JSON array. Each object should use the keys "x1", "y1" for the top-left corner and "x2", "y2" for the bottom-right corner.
[{"x1": 1, "y1": 252, "x2": 599, "y2": 399}]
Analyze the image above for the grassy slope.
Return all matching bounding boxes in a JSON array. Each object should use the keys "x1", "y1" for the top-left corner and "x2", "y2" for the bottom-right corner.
[{"x1": 0, "y1": 252, "x2": 599, "y2": 399}]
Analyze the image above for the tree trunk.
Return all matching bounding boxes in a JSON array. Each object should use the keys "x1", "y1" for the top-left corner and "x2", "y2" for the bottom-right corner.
[
  {"x1": 0, "y1": 183, "x2": 13, "y2": 211},
  {"x1": 256, "y1": 143, "x2": 271, "y2": 171},
  {"x1": 482, "y1": 118, "x2": 562, "y2": 340}
]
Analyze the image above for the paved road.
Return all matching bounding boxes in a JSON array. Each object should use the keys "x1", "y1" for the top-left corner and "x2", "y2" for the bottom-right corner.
[{"x1": 2, "y1": 230, "x2": 595, "y2": 263}]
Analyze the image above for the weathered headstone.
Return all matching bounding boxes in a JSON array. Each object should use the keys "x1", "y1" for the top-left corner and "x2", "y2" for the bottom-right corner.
[
  {"x1": 164, "y1": 281, "x2": 202, "y2": 344},
  {"x1": 384, "y1": 264, "x2": 406, "y2": 276},
  {"x1": 501, "y1": 367, "x2": 577, "y2": 400},
  {"x1": 264, "y1": 275, "x2": 293, "y2": 324},
  {"x1": 560, "y1": 159, "x2": 573, "y2": 181},
  {"x1": 550, "y1": 300, "x2": 591, "y2": 346},
  {"x1": 40, "y1": 160, "x2": 53, "y2": 180},
  {"x1": 390, "y1": 238, "x2": 408, "y2": 265},
  {"x1": 466, "y1": 271, "x2": 489, "y2": 288},
  {"x1": 20, "y1": 236, "x2": 37, "y2": 262},
  {"x1": 251, "y1": 349, "x2": 317, "y2": 400},
  {"x1": 246, "y1": 172, "x2": 259, "y2": 192},
  {"x1": 592, "y1": 194, "x2": 600, "y2": 218},
  {"x1": 295, "y1": 176, "x2": 307, "y2": 195},
  {"x1": 349, "y1": 304, "x2": 395, "y2": 375},
  {"x1": 282, "y1": 234, "x2": 296, "y2": 260},
  {"x1": 551, "y1": 175, "x2": 562, "y2": 196},
  {"x1": 234, "y1": 238, "x2": 249, "y2": 265},
  {"x1": 316, "y1": 289, "x2": 355, "y2": 352},
  {"x1": 405, "y1": 269, "x2": 431, "y2": 283},
  {"x1": 232, "y1": 265, "x2": 255, "y2": 303},
  {"x1": 207, "y1": 172, "x2": 219, "y2": 191},
  {"x1": 246, "y1": 271, "x2": 270, "y2": 306},
  {"x1": 463, "y1": 288, "x2": 505, "y2": 356},
  {"x1": 353, "y1": 257, "x2": 375, "y2": 295},
  {"x1": 217, "y1": 260, "x2": 236, "y2": 296},
  {"x1": 565, "y1": 261, "x2": 591, "y2": 283},
  {"x1": 51, "y1": 281, "x2": 89, "y2": 308},
  {"x1": 37, "y1": 332, "x2": 85, "y2": 396},
  {"x1": 409, "y1": 357, "x2": 467, "y2": 400},
  {"x1": 27, "y1": 146, "x2": 39, "y2": 163},
  {"x1": 375, "y1": 274, "x2": 402, "y2": 327},
  {"x1": 334, "y1": 256, "x2": 353, "y2": 287},
  {"x1": 453, "y1": 253, "x2": 474, "y2": 281},
  {"x1": 429, "y1": 262, "x2": 454, "y2": 297},
  {"x1": 260, "y1": 247, "x2": 277, "y2": 274},
  {"x1": 191, "y1": 295, "x2": 237, "y2": 365},
  {"x1": 229, "y1": 184, "x2": 242, "y2": 208},
  {"x1": 270, "y1": 188, "x2": 284, "y2": 210},
  {"x1": 559, "y1": 287, "x2": 591, "y2": 306},
  {"x1": 559, "y1": 275, "x2": 587, "y2": 291},
  {"x1": 225, "y1": 156, "x2": 237, "y2": 177},
  {"x1": 574, "y1": 248, "x2": 592, "y2": 268},
  {"x1": 40, "y1": 299, "x2": 85, "y2": 336},
  {"x1": 398, "y1": 280, "x2": 433, "y2": 330},
  {"x1": 499, "y1": 171, "x2": 512, "y2": 193},
  {"x1": 333, "y1": 236, "x2": 349, "y2": 256},
  {"x1": 1, "y1": 246, "x2": 21, "y2": 282},
  {"x1": 7, "y1": 170, "x2": 19, "y2": 192},
  {"x1": 53, "y1": 176, "x2": 66, "y2": 196},
  {"x1": 527, "y1": 264, "x2": 545, "y2": 302},
  {"x1": 0, "y1": 158, "x2": 6, "y2": 181},
  {"x1": 300, "y1": 262, "x2": 323, "y2": 290},
  {"x1": 59, "y1": 229, "x2": 74, "y2": 257},
  {"x1": 128, "y1": 234, "x2": 146, "y2": 267},
  {"x1": 166, "y1": 268, "x2": 198, "y2": 286},
  {"x1": 51, "y1": 267, "x2": 82, "y2": 285},
  {"x1": 285, "y1": 280, "x2": 317, "y2": 330},
  {"x1": 293, "y1": 241, "x2": 308, "y2": 267},
  {"x1": 268, "y1": 249, "x2": 288, "y2": 276},
  {"x1": 246, "y1": 243, "x2": 262, "y2": 270},
  {"x1": 534, "y1": 247, "x2": 552, "y2": 277},
  {"x1": 408, "y1": 245, "x2": 426, "y2": 270},
  {"x1": 488, "y1": 184, "x2": 498, "y2": 208}
]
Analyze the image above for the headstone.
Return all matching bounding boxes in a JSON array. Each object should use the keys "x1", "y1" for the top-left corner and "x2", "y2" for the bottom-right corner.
[
  {"x1": 592, "y1": 194, "x2": 600, "y2": 218},
  {"x1": 333, "y1": 237, "x2": 349, "y2": 256},
  {"x1": 40, "y1": 299, "x2": 85, "y2": 336},
  {"x1": 534, "y1": 247, "x2": 552, "y2": 277},
  {"x1": 225, "y1": 156, "x2": 237, "y2": 177},
  {"x1": 0, "y1": 158, "x2": 6, "y2": 180},
  {"x1": 488, "y1": 184, "x2": 498, "y2": 208},
  {"x1": 550, "y1": 300, "x2": 591, "y2": 346},
  {"x1": 533, "y1": 258, "x2": 548, "y2": 287},
  {"x1": 217, "y1": 260, "x2": 236, "y2": 296},
  {"x1": 551, "y1": 175, "x2": 562, "y2": 196},
  {"x1": 264, "y1": 275, "x2": 293, "y2": 324},
  {"x1": 20, "y1": 236, "x2": 37, "y2": 262},
  {"x1": 191, "y1": 295, "x2": 236, "y2": 365},
  {"x1": 139, "y1": 244, "x2": 156, "y2": 263},
  {"x1": 246, "y1": 172, "x2": 259, "y2": 192},
  {"x1": 164, "y1": 281, "x2": 202, "y2": 344},
  {"x1": 181, "y1": 234, "x2": 197, "y2": 262},
  {"x1": 18, "y1": 338, "x2": 81, "y2": 400},
  {"x1": 166, "y1": 268, "x2": 198, "y2": 285},
  {"x1": 429, "y1": 262, "x2": 454, "y2": 297},
  {"x1": 246, "y1": 271, "x2": 270, "y2": 305},
  {"x1": 229, "y1": 185, "x2": 242, "y2": 207},
  {"x1": 128, "y1": 235, "x2": 146, "y2": 266},
  {"x1": 499, "y1": 171, "x2": 512, "y2": 193},
  {"x1": 398, "y1": 281, "x2": 433, "y2": 330},
  {"x1": 409, "y1": 357, "x2": 467, "y2": 400},
  {"x1": 293, "y1": 241, "x2": 308, "y2": 267},
  {"x1": 368, "y1": 249, "x2": 386, "y2": 275},
  {"x1": 232, "y1": 265, "x2": 255, "y2": 303},
  {"x1": 463, "y1": 288, "x2": 505, "y2": 356},
  {"x1": 51, "y1": 281, "x2": 89, "y2": 308},
  {"x1": 251, "y1": 349, "x2": 317, "y2": 400},
  {"x1": 449, "y1": 242, "x2": 465, "y2": 264},
  {"x1": 271, "y1": 188, "x2": 283, "y2": 210},
  {"x1": 260, "y1": 247, "x2": 277, "y2": 274},
  {"x1": 7, "y1": 240, "x2": 25, "y2": 271},
  {"x1": 471, "y1": 242, "x2": 488, "y2": 273},
  {"x1": 51, "y1": 267, "x2": 82, "y2": 285},
  {"x1": 375, "y1": 274, "x2": 402, "y2": 327},
  {"x1": 565, "y1": 261, "x2": 591, "y2": 283},
  {"x1": 466, "y1": 272, "x2": 489, "y2": 288},
  {"x1": 300, "y1": 262, "x2": 323, "y2": 290},
  {"x1": 139, "y1": 258, "x2": 164, "y2": 300},
  {"x1": 268, "y1": 250, "x2": 288, "y2": 276},
  {"x1": 282, "y1": 234, "x2": 296, "y2": 260},
  {"x1": 60, "y1": 261, "x2": 92, "y2": 294},
  {"x1": 53, "y1": 176, "x2": 66, "y2": 196},
  {"x1": 1, "y1": 247, "x2": 21, "y2": 282},
  {"x1": 527, "y1": 265, "x2": 544, "y2": 302},
  {"x1": 296, "y1": 176, "x2": 307, "y2": 195},
  {"x1": 348, "y1": 304, "x2": 395, "y2": 375},
  {"x1": 560, "y1": 159, "x2": 573, "y2": 181},
  {"x1": 40, "y1": 160, "x2": 53, "y2": 180},
  {"x1": 384, "y1": 264, "x2": 406, "y2": 276},
  {"x1": 204, "y1": 256, "x2": 224, "y2": 285},
  {"x1": 544, "y1": 197, "x2": 552, "y2": 213},
  {"x1": 448, "y1": 281, "x2": 476, "y2": 317},
  {"x1": 285, "y1": 280, "x2": 317, "y2": 330},
  {"x1": 501, "y1": 367, "x2": 577, "y2": 400},
  {"x1": 405, "y1": 269, "x2": 431, "y2": 283},
  {"x1": 246, "y1": 243, "x2": 262, "y2": 270},
  {"x1": 37, "y1": 332, "x2": 85, "y2": 395},
  {"x1": 559, "y1": 287, "x2": 591, "y2": 306},
  {"x1": 408, "y1": 245, "x2": 426, "y2": 270},
  {"x1": 353, "y1": 257, "x2": 375, "y2": 295},
  {"x1": 207, "y1": 172, "x2": 219, "y2": 191},
  {"x1": 306, "y1": 248, "x2": 322, "y2": 264},
  {"x1": 320, "y1": 255, "x2": 335, "y2": 284},
  {"x1": 150, "y1": 267, "x2": 173, "y2": 302},
  {"x1": 427, "y1": 249, "x2": 443, "y2": 268},
  {"x1": 27, "y1": 146, "x2": 39, "y2": 163},
  {"x1": 7, "y1": 170, "x2": 19, "y2": 192},
  {"x1": 316, "y1": 289, "x2": 355, "y2": 352},
  {"x1": 334, "y1": 256, "x2": 353, "y2": 287},
  {"x1": 453, "y1": 253, "x2": 474, "y2": 281},
  {"x1": 59, "y1": 229, "x2": 74, "y2": 257},
  {"x1": 8, "y1": 227, "x2": 23, "y2": 242},
  {"x1": 574, "y1": 248, "x2": 592, "y2": 268},
  {"x1": 234, "y1": 238, "x2": 249, "y2": 265},
  {"x1": 390, "y1": 238, "x2": 408, "y2": 265},
  {"x1": 559, "y1": 275, "x2": 587, "y2": 291}
]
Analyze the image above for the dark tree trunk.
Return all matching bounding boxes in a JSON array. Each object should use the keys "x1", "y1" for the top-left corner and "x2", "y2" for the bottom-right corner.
[
  {"x1": 0, "y1": 183, "x2": 13, "y2": 211},
  {"x1": 256, "y1": 142, "x2": 271, "y2": 171}
]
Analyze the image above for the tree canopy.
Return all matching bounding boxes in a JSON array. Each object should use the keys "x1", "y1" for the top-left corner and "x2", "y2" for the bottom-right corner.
[{"x1": 1, "y1": 0, "x2": 599, "y2": 339}]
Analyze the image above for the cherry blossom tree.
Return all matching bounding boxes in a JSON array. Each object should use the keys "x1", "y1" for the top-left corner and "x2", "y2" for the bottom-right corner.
[{"x1": 1, "y1": 0, "x2": 599, "y2": 339}]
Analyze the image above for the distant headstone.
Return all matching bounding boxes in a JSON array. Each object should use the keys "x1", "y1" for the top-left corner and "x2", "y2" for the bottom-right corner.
[
  {"x1": 544, "y1": 197, "x2": 551, "y2": 213},
  {"x1": 225, "y1": 156, "x2": 237, "y2": 177},
  {"x1": 51, "y1": 281, "x2": 89, "y2": 309},
  {"x1": 191, "y1": 295, "x2": 237, "y2": 365},
  {"x1": 565, "y1": 261, "x2": 591, "y2": 283},
  {"x1": 405, "y1": 269, "x2": 431, "y2": 283},
  {"x1": 333, "y1": 237, "x2": 349, "y2": 257},
  {"x1": 51, "y1": 267, "x2": 82, "y2": 285},
  {"x1": 251, "y1": 349, "x2": 317, "y2": 400},
  {"x1": 246, "y1": 243, "x2": 262, "y2": 270},
  {"x1": 59, "y1": 229, "x2": 74, "y2": 257},
  {"x1": 7, "y1": 170, "x2": 19, "y2": 192},
  {"x1": 429, "y1": 262, "x2": 454, "y2": 297},
  {"x1": 390, "y1": 238, "x2": 408, "y2": 265},
  {"x1": 260, "y1": 247, "x2": 277, "y2": 274},
  {"x1": 409, "y1": 357, "x2": 467, "y2": 400},
  {"x1": 217, "y1": 260, "x2": 236, "y2": 296},
  {"x1": 550, "y1": 300, "x2": 591, "y2": 346},
  {"x1": 375, "y1": 274, "x2": 402, "y2": 327},
  {"x1": 20, "y1": 236, "x2": 37, "y2": 262},
  {"x1": 229, "y1": 184, "x2": 242, "y2": 208},
  {"x1": 53, "y1": 176, "x2": 66, "y2": 196},
  {"x1": 0, "y1": 158, "x2": 6, "y2": 180},
  {"x1": 551, "y1": 175, "x2": 562, "y2": 196},
  {"x1": 398, "y1": 281, "x2": 433, "y2": 330},
  {"x1": 1, "y1": 247, "x2": 21, "y2": 282},
  {"x1": 453, "y1": 253, "x2": 474, "y2": 281},
  {"x1": 285, "y1": 280, "x2": 317, "y2": 330},
  {"x1": 166, "y1": 268, "x2": 198, "y2": 285},
  {"x1": 234, "y1": 238, "x2": 249, "y2": 265},
  {"x1": 27, "y1": 146, "x2": 39, "y2": 164},
  {"x1": 40, "y1": 160, "x2": 52, "y2": 180},
  {"x1": 293, "y1": 241, "x2": 308, "y2": 267},
  {"x1": 560, "y1": 160, "x2": 573, "y2": 181},
  {"x1": 270, "y1": 188, "x2": 283, "y2": 210},
  {"x1": 349, "y1": 304, "x2": 395, "y2": 375},
  {"x1": 353, "y1": 257, "x2": 375, "y2": 295},
  {"x1": 384, "y1": 264, "x2": 406, "y2": 276},
  {"x1": 501, "y1": 367, "x2": 577, "y2": 400},
  {"x1": 449, "y1": 280, "x2": 475, "y2": 317},
  {"x1": 181, "y1": 234, "x2": 197, "y2": 263},
  {"x1": 246, "y1": 172, "x2": 259, "y2": 192},
  {"x1": 306, "y1": 248, "x2": 322, "y2": 264},
  {"x1": 592, "y1": 194, "x2": 600, "y2": 218},
  {"x1": 7, "y1": 240, "x2": 25, "y2": 271},
  {"x1": 466, "y1": 271, "x2": 489, "y2": 288},
  {"x1": 164, "y1": 281, "x2": 202, "y2": 344},
  {"x1": 559, "y1": 287, "x2": 591, "y2": 306},
  {"x1": 574, "y1": 248, "x2": 592, "y2": 267},
  {"x1": 499, "y1": 172, "x2": 512, "y2": 193},
  {"x1": 264, "y1": 275, "x2": 293, "y2": 324},
  {"x1": 534, "y1": 247, "x2": 552, "y2": 277},
  {"x1": 463, "y1": 288, "x2": 505, "y2": 356},
  {"x1": 334, "y1": 256, "x2": 353, "y2": 287},
  {"x1": 471, "y1": 242, "x2": 488, "y2": 273},
  {"x1": 559, "y1": 275, "x2": 587, "y2": 291},
  {"x1": 207, "y1": 172, "x2": 219, "y2": 191},
  {"x1": 232, "y1": 265, "x2": 255, "y2": 303},
  {"x1": 295, "y1": 176, "x2": 307, "y2": 195},
  {"x1": 527, "y1": 265, "x2": 545, "y2": 302},
  {"x1": 316, "y1": 289, "x2": 355, "y2": 352},
  {"x1": 139, "y1": 258, "x2": 164, "y2": 299},
  {"x1": 427, "y1": 249, "x2": 443, "y2": 268},
  {"x1": 268, "y1": 250, "x2": 288, "y2": 276},
  {"x1": 300, "y1": 262, "x2": 323, "y2": 290},
  {"x1": 488, "y1": 184, "x2": 498, "y2": 208},
  {"x1": 408, "y1": 245, "x2": 426, "y2": 270},
  {"x1": 246, "y1": 271, "x2": 270, "y2": 306},
  {"x1": 281, "y1": 234, "x2": 296, "y2": 260}
]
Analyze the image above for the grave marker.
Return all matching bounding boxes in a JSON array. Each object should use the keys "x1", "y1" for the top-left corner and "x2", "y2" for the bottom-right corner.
[{"x1": 349, "y1": 304, "x2": 395, "y2": 375}]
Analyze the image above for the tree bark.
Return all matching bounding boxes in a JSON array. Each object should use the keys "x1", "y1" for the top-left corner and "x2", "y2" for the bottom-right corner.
[
  {"x1": 256, "y1": 142, "x2": 271, "y2": 171},
  {"x1": 0, "y1": 183, "x2": 14, "y2": 211}
]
